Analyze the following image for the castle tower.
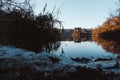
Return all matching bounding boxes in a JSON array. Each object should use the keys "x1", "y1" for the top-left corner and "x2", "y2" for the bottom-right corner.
[{"x1": 72, "y1": 27, "x2": 81, "y2": 42}]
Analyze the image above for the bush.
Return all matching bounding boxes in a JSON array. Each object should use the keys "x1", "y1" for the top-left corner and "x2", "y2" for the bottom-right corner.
[{"x1": 0, "y1": 1, "x2": 62, "y2": 53}]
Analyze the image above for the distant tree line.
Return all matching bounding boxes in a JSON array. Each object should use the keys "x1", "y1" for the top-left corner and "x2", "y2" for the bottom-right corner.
[{"x1": 0, "y1": 0, "x2": 62, "y2": 52}]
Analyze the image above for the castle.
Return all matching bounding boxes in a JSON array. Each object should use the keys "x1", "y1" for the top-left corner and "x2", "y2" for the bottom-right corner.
[
  {"x1": 72, "y1": 27, "x2": 92, "y2": 42},
  {"x1": 73, "y1": 27, "x2": 92, "y2": 36}
]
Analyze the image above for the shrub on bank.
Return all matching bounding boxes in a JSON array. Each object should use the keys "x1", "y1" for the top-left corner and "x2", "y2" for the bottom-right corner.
[
  {"x1": 0, "y1": 1, "x2": 62, "y2": 52},
  {"x1": 92, "y1": 16, "x2": 120, "y2": 36}
]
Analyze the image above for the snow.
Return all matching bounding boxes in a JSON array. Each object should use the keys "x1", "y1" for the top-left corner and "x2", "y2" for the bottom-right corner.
[
  {"x1": 87, "y1": 60, "x2": 117, "y2": 68},
  {"x1": 0, "y1": 45, "x2": 120, "y2": 75}
]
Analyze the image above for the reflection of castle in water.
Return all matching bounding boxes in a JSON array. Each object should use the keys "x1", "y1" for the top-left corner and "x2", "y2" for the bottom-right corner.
[{"x1": 73, "y1": 36, "x2": 92, "y2": 43}]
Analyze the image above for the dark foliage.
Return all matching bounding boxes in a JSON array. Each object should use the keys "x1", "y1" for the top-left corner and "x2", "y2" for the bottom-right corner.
[
  {"x1": 48, "y1": 56, "x2": 60, "y2": 63},
  {"x1": 70, "y1": 57, "x2": 91, "y2": 63},
  {"x1": 0, "y1": 1, "x2": 62, "y2": 53},
  {"x1": 95, "y1": 58, "x2": 113, "y2": 62}
]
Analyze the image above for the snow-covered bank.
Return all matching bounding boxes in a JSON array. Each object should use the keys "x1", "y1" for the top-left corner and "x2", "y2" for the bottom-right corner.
[{"x1": 0, "y1": 46, "x2": 120, "y2": 80}]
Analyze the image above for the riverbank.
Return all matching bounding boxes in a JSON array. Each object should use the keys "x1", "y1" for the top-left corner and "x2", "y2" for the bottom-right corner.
[{"x1": 0, "y1": 46, "x2": 120, "y2": 80}]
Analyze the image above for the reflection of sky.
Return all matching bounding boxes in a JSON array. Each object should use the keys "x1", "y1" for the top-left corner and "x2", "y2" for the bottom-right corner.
[{"x1": 53, "y1": 41, "x2": 116, "y2": 58}]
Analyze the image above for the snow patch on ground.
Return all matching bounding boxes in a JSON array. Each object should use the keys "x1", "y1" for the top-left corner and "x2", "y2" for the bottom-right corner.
[{"x1": 0, "y1": 45, "x2": 120, "y2": 75}]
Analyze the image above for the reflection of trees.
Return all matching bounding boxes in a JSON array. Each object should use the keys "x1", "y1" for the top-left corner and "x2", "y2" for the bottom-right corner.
[
  {"x1": 61, "y1": 29, "x2": 73, "y2": 41},
  {"x1": 44, "y1": 41, "x2": 61, "y2": 53},
  {"x1": 72, "y1": 36, "x2": 92, "y2": 43},
  {"x1": 93, "y1": 36, "x2": 120, "y2": 55}
]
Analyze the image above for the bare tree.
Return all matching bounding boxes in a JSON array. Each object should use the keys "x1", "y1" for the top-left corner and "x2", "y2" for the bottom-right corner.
[
  {"x1": 116, "y1": 0, "x2": 120, "y2": 16},
  {"x1": 0, "y1": 0, "x2": 33, "y2": 13}
]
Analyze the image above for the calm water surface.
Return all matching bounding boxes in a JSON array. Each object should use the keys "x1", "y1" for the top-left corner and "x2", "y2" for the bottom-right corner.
[{"x1": 52, "y1": 41, "x2": 117, "y2": 59}]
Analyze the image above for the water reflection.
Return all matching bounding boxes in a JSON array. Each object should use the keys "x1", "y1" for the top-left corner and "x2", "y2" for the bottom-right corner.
[
  {"x1": 65, "y1": 34, "x2": 120, "y2": 56},
  {"x1": 93, "y1": 36, "x2": 120, "y2": 55},
  {"x1": 73, "y1": 36, "x2": 92, "y2": 43},
  {"x1": 0, "y1": 29, "x2": 61, "y2": 53},
  {"x1": 52, "y1": 34, "x2": 120, "y2": 59},
  {"x1": 62, "y1": 33, "x2": 92, "y2": 42}
]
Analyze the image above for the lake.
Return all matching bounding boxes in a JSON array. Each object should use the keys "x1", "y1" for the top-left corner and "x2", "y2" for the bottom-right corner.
[
  {"x1": 51, "y1": 36, "x2": 120, "y2": 59},
  {"x1": 52, "y1": 41, "x2": 116, "y2": 59}
]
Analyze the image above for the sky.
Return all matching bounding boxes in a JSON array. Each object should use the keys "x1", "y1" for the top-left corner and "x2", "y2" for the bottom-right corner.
[{"x1": 33, "y1": 0, "x2": 116, "y2": 29}]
